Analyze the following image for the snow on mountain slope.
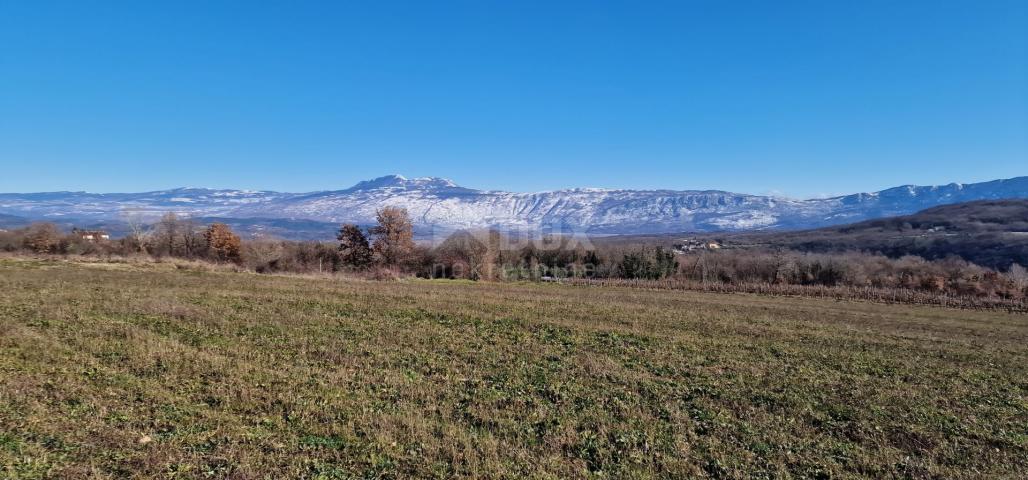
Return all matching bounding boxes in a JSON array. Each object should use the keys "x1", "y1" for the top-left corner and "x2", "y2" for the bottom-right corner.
[
  {"x1": 0, "y1": 188, "x2": 292, "y2": 220},
  {"x1": 1, "y1": 175, "x2": 1026, "y2": 236}
]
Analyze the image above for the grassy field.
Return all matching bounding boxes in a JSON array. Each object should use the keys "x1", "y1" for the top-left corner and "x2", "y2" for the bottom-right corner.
[{"x1": 1, "y1": 258, "x2": 1026, "y2": 478}]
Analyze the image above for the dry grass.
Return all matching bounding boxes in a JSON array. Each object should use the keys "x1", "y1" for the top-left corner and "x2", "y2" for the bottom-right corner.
[
  {"x1": 565, "y1": 277, "x2": 1028, "y2": 313},
  {"x1": 1, "y1": 257, "x2": 1026, "y2": 478}
]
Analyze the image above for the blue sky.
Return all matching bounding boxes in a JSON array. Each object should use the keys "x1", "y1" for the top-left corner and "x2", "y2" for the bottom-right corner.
[{"x1": 1, "y1": 1, "x2": 1025, "y2": 198}]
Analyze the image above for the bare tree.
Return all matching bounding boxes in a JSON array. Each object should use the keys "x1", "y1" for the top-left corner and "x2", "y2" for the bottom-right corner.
[
  {"x1": 434, "y1": 230, "x2": 488, "y2": 279},
  {"x1": 120, "y1": 208, "x2": 154, "y2": 254},
  {"x1": 1009, "y1": 264, "x2": 1028, "y2": 294},
  {"x1": 243, "y1": 240, "x2": 284, "y2": 273},
  {"x1": 151, "y1": 213, "x2": 202, "y2": 258},
  {"x1": 152, "y1": 213, "x2": 180, "y2": 257}
]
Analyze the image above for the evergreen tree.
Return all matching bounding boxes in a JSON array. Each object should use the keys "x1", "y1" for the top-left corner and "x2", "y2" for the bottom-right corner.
[
  {"x1": 337, "y1": 223, "x2": 374, "y2": 269},
  {"x1": 653, "y1": 246, "x2": 678, "y2": 279}
]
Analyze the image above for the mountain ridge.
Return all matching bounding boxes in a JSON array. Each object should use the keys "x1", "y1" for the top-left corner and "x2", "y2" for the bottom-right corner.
[{"x1": 1, "y1": 175, "x2": 1026, "y2": 236}]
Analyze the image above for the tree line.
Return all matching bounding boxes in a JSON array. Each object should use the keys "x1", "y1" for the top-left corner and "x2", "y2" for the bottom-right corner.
[{"x1": 2, "y1": 206, "x2": 1026, "y2": 302}]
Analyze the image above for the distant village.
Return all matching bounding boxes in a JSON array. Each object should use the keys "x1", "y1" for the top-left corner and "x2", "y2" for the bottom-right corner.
[
  {"x1": 72, "y1": 228, "x2": 110, "y2": 242},
  {"x1": 672, "y1": 238, "x2": 723, "y2": 254}
]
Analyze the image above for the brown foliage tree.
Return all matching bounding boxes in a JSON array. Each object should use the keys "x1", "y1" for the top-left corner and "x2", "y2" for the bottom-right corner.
[
  {"x1": 24, "y1": 223, "x2": 61, "y2": 254},
  {"x1": 204, "y1": 223, "x2": 242, "y2": 263},
  {"x1": 369, "y1": 207, "x2": 416, "y2": 267},
  {"x1": 337, "y1": 223, "x2": 373, "y2": 269}
]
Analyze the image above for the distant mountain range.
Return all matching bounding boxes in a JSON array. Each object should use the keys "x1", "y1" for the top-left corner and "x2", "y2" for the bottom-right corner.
[{"x1": 1, "y1": 175, "x2": 1026, "y2": 239}]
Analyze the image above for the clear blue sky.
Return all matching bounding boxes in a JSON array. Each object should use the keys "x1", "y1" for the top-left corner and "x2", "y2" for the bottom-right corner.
[{"x1": 1, "y1": 1, "x2": 1025, "y2": 198}]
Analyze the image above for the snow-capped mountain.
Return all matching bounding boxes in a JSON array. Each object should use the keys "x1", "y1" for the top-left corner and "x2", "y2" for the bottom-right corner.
[{"x1": 1, "y1": 175, "x2": 1026, "y2": 237}]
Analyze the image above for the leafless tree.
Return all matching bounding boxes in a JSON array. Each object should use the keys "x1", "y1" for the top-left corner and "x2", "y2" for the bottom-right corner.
[{"x1": 120, "y1": 208, "x2": 154, "y2": 254}]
